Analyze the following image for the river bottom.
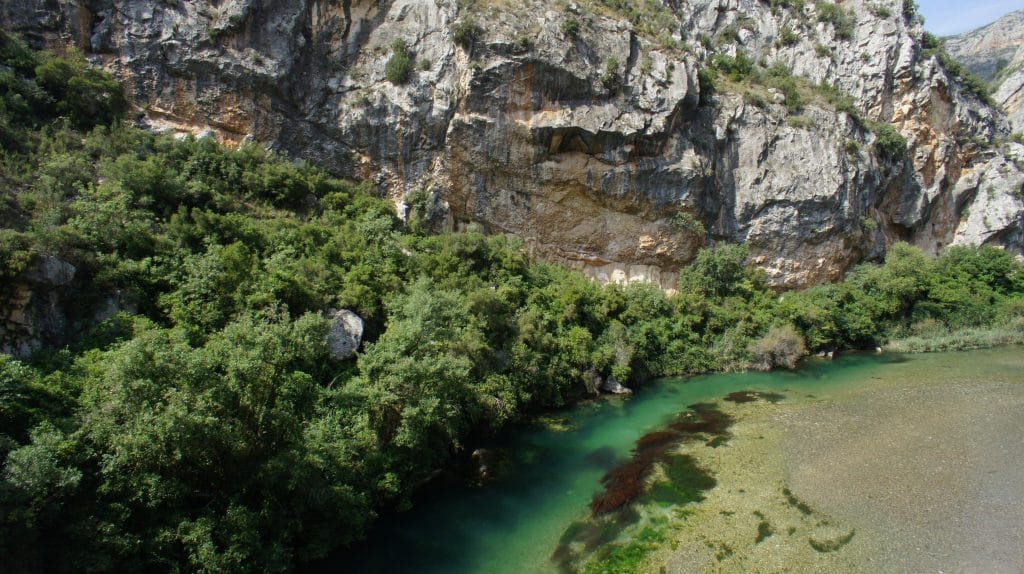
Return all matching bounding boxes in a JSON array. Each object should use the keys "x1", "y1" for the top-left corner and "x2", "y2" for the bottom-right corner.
[{"x1": 657, "y1": 346, "x2": 1024, "y2": 573}]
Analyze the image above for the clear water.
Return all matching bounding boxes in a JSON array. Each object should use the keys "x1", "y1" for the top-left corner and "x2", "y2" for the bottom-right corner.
[{"x1": 317, "y1": 351, "x2": 965, "y2": 574}]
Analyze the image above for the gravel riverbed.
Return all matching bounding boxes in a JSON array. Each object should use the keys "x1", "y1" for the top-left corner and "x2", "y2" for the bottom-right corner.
[{"x1": 660, "y1": 347, "x2": 1024, "y2": 573}]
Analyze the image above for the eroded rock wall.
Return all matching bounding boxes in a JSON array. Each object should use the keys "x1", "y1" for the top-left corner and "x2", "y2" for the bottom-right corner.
[
  {"x1": 2, "y1": 0, "x2": 1022, "y2": 290},
  {"x1": 947, "y1": 10, "x2": 1024, "y2": 133}
]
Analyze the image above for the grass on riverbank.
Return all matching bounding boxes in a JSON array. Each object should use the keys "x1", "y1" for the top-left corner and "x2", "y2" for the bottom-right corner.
[{"x1": 885, "y1": 318, "x2": 1024, "y2": 354}]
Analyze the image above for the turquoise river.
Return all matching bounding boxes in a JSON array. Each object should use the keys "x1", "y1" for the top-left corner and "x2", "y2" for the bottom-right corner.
[{"x1": 321, "y1": 346, "x2": 1024, "y2": 573}]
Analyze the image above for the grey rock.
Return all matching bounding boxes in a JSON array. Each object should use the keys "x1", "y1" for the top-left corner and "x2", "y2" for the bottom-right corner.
[
  {"x1": 27, "y1": 256, "x2": 76, "y2": 287},
  {"x1": 951, "y1": 143, "x2": 1024, "y2": 249},
  {"x1": 585, "y1": 368, "x2": 603, "y2": 396},
  {"x1": 994, "y1": 68, "x2": 1024, "y2": 133},
  {"x1": 326, "y1": 309, "x2": 363, "y2": 360},
  {"x1": 948, "y1": 10, "x2": 1024, "y2": 133},
  {"x1": 600, "y1": 375, "x2": 632, "y2": 395}
]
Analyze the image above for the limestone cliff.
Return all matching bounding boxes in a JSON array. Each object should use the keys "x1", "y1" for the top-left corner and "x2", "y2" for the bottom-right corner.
[
  {"x1": 945, "y1": 10, "x2": 1024, "y2": 81},
  {"x1": 946, "y1": 10, "x2": 1024, "y2": 134},
  {"x1": 2, "y1": 0, "x2": 1022, "y2": 289}
]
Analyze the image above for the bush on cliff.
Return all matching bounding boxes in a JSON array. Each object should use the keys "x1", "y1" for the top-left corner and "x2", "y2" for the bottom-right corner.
[
  {"x1": 385, "y1": 39, "x2": 414, "y2": 84},
  {"x1": 872, "y1": 123, "x2": 908, "y2": 160}
]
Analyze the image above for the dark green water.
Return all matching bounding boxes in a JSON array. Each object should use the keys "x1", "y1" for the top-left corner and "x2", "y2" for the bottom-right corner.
[{"x1": 323, "y1": 352, "x2": 918, "y2": 574}]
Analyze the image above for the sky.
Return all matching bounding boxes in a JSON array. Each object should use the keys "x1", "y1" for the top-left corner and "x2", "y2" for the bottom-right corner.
[{"x1": 919, "y1": 0, "x2": 1024, "y2": 36}]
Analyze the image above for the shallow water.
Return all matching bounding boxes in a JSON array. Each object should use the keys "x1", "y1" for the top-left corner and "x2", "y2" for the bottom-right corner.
[{"x1": 319, "y1": 349, "x2": 1017, "y2": 574}]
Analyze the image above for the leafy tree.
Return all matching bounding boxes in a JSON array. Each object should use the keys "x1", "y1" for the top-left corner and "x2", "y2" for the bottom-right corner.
[{"x1": 34, "y1": 51, "x2": 126, "y2": 129}]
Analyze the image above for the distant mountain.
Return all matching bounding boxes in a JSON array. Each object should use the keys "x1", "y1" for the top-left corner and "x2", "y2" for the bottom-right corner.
[
  {"x1": 946, "y1": 10, "x2": 1024, "y2": 81},
  {"x1": 946, "y1": 10, "x2": 1024, "y2": 132}
]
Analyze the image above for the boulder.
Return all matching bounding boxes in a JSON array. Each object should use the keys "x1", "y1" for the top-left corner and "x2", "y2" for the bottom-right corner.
[
  {"x1": 326, "y1": 309, "x2": 364, "y2": 360},
  {"x1": 600, "y1": 375, "x2": 633, "y2": 395}
]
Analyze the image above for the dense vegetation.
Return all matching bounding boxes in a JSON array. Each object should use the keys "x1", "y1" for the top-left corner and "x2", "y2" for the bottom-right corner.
[{"x1": 2, "y1": 32, "x2": 1024, "y2": 572}]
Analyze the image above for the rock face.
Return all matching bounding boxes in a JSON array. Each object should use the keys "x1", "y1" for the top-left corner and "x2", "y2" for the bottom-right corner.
[
  {"x1": 994, "y1": 65, "x2": 1024, "y2": 134},
  {"x1": 1, "y1": 257, "x2": 77, "y2": 356},
  {"x1": 947, "y1": 10, "x2": 1024, "y2": 133},
  {"x1": 600, "y1": 375, "x2": 633, "y2": 395},
  {"x1": 326, "y1": 309, "x2": 364, "y2": 360},
  {"x1": 2, "y1": 0, "x2": 1023, "y2": 290}
]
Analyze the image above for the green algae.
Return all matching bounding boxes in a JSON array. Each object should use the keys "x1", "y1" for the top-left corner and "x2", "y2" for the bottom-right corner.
[
  {"x1": 810, "y1": 529, "x2": 856, "y2": 552},
  {"x1": 725, "y1": 390, "x2": 786, "y2": 404},
  {"x1": 783, "y1": 487, "x2": 814, "y2": 515}
]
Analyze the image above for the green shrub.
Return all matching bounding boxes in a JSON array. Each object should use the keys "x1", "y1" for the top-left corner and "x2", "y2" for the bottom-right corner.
[
  {"x1": 33, "y1": 54, "x2": 126, "y2": 130},
  {"x1": 0, "y1": 32, "x2": 126, "y2": 134},
  {"x1": 815, "y1": 1, "x2": 855, "y2": 40},
  {"x1": 747, "y1": 324, "x2": 808, "y2": 370},
  {"x1": 872, "y1": 123, "x2": 907, "y2": 160},
  {"x1": 717, "y1": 24, "x2": 741, "y2": 45},
  {"x1": 452, "y1": 18, "x2": 483, "y2": 48},
  {"x1": 815, "y1": 80, "x2": 862, "y2": 122},
  {"x1": 669, "y1": 211, "x2": 705, "y2": 234},
  {"x1": 765, "y1": 64, "x2": 803, "y2": 112},
  {"x1": 770, "y1": 0, "x2": 807, "y2": 11},
  {"x1": 787, "y1": 115, "x2": 816, "y2": 129},
  {"x1": 0, "y1": 229, "x2": 34, "y2": 282},
  {"x1": 869, "y1": 3, "x2": 892, "y2": 18},
  {"x1": 921, "y1": 31, "x2": 941, "y2": 51},
  {"x1": 778, "y1": 26, "x2": 800, "y2": 47},
  {"x1": 601, "y1": 57, "x2": 621, "y2": 92},
  {"x1": 593, "y1": 0, "x2": 683, "y2": 41},
  {"x1": 562, "y1": 18, "x2": 581, "y2": 38},
  {"x1": 745, "y1": 92, "x2": 769, "y2": 108},
  {"x1": 711, "y1": 51, "x2": 755, "y2": 80},
  {"x1": 677, "y1": 243, "x2": 754, "y2": 298},
  {"x1": 385, "y1": 39, "x2": 414, "y2": 84},
  {"x1": 770, "y1": 0, "x2": 806, "y2": 10},
  {"x1": 698, "y1": 67, "x2": 717, "y2": 104},
  {"x1": 902, "y1": 0, "x2": 918, "y2": 21}
]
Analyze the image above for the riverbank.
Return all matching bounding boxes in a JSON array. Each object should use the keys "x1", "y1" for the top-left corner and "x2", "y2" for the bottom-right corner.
[
  {"x1": 884, "y1": 319, "x2": 1024, "y2": 353},
  {"x1": 646, "y1": 346, "x2": 1024, "y2": 572}
]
